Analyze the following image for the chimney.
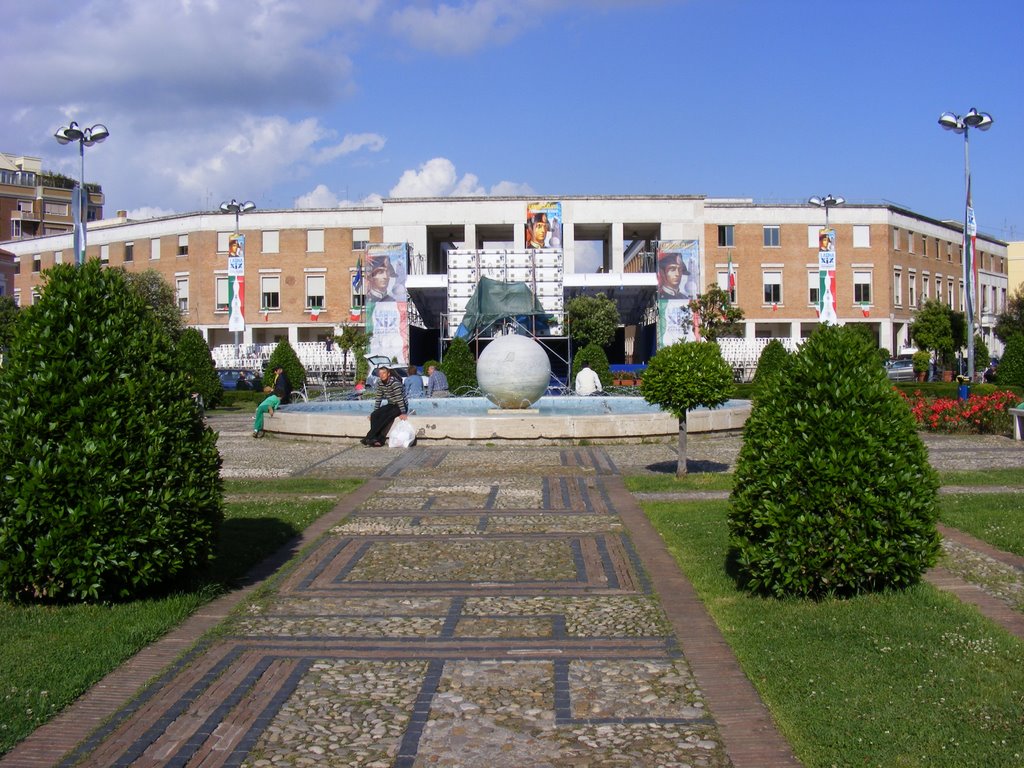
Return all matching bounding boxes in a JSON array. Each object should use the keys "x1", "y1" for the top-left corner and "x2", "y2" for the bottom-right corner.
[{"x1": 117, "y1": 210, "x2": 127, "y2": 218}]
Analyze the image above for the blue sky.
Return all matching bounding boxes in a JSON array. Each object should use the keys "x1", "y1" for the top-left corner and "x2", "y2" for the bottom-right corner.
[{"x1": 4, "y1": 0, "x2": 1022, "y2": 241}]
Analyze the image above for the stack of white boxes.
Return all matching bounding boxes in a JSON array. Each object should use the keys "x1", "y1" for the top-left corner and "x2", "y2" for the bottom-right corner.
[{"x1": 446, "y1": 249, "x2": 564, "y2": 337}]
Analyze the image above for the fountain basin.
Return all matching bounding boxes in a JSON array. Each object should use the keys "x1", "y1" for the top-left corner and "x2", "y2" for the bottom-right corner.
[{"x1": 264, "y1": 396, "x2": 750, "y2": 443}]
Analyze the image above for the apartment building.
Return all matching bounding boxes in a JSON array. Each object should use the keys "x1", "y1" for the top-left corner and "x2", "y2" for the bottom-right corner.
[
  {"x1": 1, "y1": 195, "x2": 1008, "y2": 364},
  {"x1": 0, "y1": 152, "x2": 105, "y2": 243}
]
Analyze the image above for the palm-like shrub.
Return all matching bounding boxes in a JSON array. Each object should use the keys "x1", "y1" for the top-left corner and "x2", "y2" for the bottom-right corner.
[
  {"x1": 441, "y1": 337, "x2": 477, "y2": 394},
  {"x1": 177, "y1": 328, "x2": 222, "y2": 408},
  {"x1": 0, "y1": 262, "x2": 223, "y2": 602},
  {"x1": 729, "y1": 324, "x2": 940, "y2": 599},
  {"x1": 263, "y1": 340, "x2": 306, "y2": 395}
]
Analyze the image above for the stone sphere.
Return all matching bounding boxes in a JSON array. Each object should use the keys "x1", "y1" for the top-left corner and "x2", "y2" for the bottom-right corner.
[{"x1": 477, "y1": 335, "x2": 551, "y2": 409}]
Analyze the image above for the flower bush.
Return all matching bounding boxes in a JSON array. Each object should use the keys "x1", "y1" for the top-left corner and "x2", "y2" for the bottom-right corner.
[{"x1": 898, "y1": 389, "x2": 1019, "y2": 434}]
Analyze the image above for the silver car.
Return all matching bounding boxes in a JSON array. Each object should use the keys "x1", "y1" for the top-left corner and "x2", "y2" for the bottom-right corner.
[{"x1": 885, "y1": 358, "x2": 916, "y2": 382}]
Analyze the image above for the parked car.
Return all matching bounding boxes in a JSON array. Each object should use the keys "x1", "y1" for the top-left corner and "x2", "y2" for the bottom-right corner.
[
  {"x1": 885, "y1": 357, "x2": 915, "y2": 382},
  {"x1": 218, "y1": 368, "x2": 259, "y2": 390},
  {"x1": 363, "y1": 355, "x2": 405, "y2": 389}
]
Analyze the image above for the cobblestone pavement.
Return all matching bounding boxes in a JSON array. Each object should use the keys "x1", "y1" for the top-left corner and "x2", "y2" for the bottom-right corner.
[
  {"x1": 8, "y1": 413, "x2": 1022, "y2": 768},
  {"x1": 21, "y1": 413, "x2": 797, "y2": 768}
]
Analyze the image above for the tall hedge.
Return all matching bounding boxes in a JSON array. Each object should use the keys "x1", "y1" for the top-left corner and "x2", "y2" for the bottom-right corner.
[
  {"x1": 752, "y1": 339, "x2": 790, "y2": 395},
  {"x1": 441, "y1": 337, "x2": 478, "y2": 394},
  {"x1": 177, "y1": 328, "x2": 222, "y2": 409},
  {"x1": 263, "y1": 340, "x2": 306, "y2": 394},
  {"x1": 729, "y1": 324, "x2": 940, "y2": 598},
  {"x1": 996, "y1": 333, "x2": 1024, "y2": 388},
  {"x1": 0, "y1": 262, "x2": 223, "y2": 602}
]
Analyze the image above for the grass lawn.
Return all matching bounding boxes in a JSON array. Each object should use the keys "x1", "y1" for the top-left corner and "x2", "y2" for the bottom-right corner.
[
  {"x1": 939, "y1": 492, "x2": 1024, "y2": 557},
  {"x1": 646, "y1": 498, "x2": 1024, "y2": 768},
  {"x1": 0, "y1": 477, "x2": 361, "y2": 756}
]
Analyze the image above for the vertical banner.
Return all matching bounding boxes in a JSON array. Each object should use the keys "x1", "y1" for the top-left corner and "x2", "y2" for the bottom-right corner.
[
  {"x1": 965, "y1": 180, "x2": 977, "y2": 345},
  {"x1": 72, "y1": 186, "x2": 86, "y2": 265},
  {"x1": 817, "y1": 228, "x2": 838, "y2": 324},
  {"x1": 366, "y1": 243, "x2": 409, "y2": 364},
  {"x1": 227, "y1": 234, "x2": 246, "y2": 332},
  {"x1": 525, "y1": 201, "x2": 562, "y2": 249},
  {"x1": 656, "y1": 239, "x2": 700, "y2": 348}
]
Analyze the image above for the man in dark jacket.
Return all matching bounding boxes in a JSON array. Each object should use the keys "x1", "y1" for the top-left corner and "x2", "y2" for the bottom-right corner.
[
  {"x1": 253, "y1": 365, "x2": 291, "y2": 438},
  {"x1": 362, "y1": 367, "x2": 408, "y2": 446}
]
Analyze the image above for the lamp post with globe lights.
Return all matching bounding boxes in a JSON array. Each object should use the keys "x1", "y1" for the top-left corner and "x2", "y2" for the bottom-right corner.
[
  {"x1": 808, "y1": 194, "x2": 845, "y2": 230},
  {"x1": 53, "y1": 121, "x2": 109, "y2": 266},
  {"x1": 809, "y1": 195, "x2": 844, "y2": 324},
  {"x1": 938, "y1": 108, "x2": 993, "y2": 382},
  {"x1": 219, "y1": 199, "x2": 256, "y2": 355}
]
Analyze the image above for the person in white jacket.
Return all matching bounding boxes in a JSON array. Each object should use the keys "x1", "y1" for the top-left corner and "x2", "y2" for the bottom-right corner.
[{"x1": 575, "y1": 364, "x2": 603, "y2": 396}]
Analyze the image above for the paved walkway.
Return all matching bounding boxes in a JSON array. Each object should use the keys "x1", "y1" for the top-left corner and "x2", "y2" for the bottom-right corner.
[{"x1": 4, "y1": 416, "x2": 1023, "y2": 767}]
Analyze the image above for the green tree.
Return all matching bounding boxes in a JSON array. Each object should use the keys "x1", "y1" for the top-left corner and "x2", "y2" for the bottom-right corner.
[
  {"x1": 571, "y1": 342, "x2": 612, "y2": 388},
  {"x1": 729, "y1": 324, "x2": 940, "y2": 599},
  {"x1": 263, "y1": 340, "x2": 306, "y2": 395},
  {"x1": 440, "y1": 337, "x2": 478, "y2": 394},
  {"x1": 566, "y1": 294, "x2": 620, "y2": 348},
  {"x1": 355, "y1": 335, "x2": 371, "y2": 385},
  {"x1": 177, "y1": 328, "x2": 222, "y2": 409},
  {"x1": 973, "y1": 333, "x2": 990, "y2": 374},
  {"x1": 996, "y1": 333, "x2": 1024, "y2": 388},
  {"x1": 0, "y1": 262, "x2": 222, "y2": 602},
  {"x1": 994, "y1": 286, "x2": 1024, "y2": 344},
  {"x1": 336, "y1": 324, "x2": 370, "y2": 383},
  {"x1": 689, "y1": 284, "x2": 744, "y2": 341},
  {"x1": 0, "y1": 295, "x2": 19, "y2": 353},
  {"x1": 909, "y1": 299, "x2": 953, "y2": 369},
  {"x1": 640, "y1": 341, "x2": 734, "y2": 476},
  {"x1": 122, "y1": 268, "x2": 184, "y2": 341}
]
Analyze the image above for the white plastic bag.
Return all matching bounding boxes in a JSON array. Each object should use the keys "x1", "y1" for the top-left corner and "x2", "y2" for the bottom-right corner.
[{"x1": 387, "y1": 418, "x2": 417, "y2": 448}]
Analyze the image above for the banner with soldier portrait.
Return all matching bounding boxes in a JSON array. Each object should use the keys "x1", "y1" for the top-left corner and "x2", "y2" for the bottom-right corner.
[
  {"x1": 525, "y1": 202, "x2": 562, "y2": 249},
  {"x1": 365, "y1": 243, "x2": 410, "y2": 364},
  {"x1": 656, "y1": 239, "x2": 700, "y2": 347}
]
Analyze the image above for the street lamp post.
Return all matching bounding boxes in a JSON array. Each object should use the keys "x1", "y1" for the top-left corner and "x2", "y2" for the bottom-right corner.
[
  {"x1": 219, "y1": 199, "x2": 256, "y2": 357},
  {"x1": 939, "y1": 108, "x2": 993, "y2": 382},
  {"x1": 54, "y1": 121, "x2": 109, "y2": 266},
  {"x1": 808, "y1": 194, "x2": 845, "y2": 230}
]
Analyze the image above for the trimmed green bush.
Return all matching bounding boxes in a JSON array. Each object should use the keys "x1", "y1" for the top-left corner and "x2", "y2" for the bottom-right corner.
[
  {"x1": 996, "y1": 333, "x2": 1024, "y2": 388},
  {"x1": 262, "y1": 340, "x2": 306, "y2": 395},
  {"x1": 441, "y1": 337, "x2": 477, "y2": 394},
  {"x1": 571, "y1": 343, "x2": 612, "y2": 387},
  {"x1": 729, "y1": 324, "x2": 940, "y2": 599},
  {"x1": 752, "y1": 339, "x2": 790, "y2": 395},
  {"x1": 176, "y1": 328, "x2": 222, "y2": 409},
  {"x1": 0, "y1": 262, "x2": 223, "y2": 602}
]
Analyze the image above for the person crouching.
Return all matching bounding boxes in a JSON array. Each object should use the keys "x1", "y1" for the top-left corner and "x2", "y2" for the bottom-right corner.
[{"x1": 362, "y1": 367, "x2": 408, "y2": 447}]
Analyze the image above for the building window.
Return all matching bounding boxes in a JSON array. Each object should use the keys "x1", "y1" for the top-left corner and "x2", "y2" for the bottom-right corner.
[
  {"x1": 100, "y1": 244, "x2": 110, "y2": 264},
  {"x1": 216, "y1": 277, "x2": 230, "y2": 312},
  {"x1": 261, "y1": 275, "x2": 281, "y2": 310},
  {"x1": 124, "y1": 242, "x2": 134, "y2": 262},
  {"x1": 17, "y1": 200, "x2": 32, "y2": 213},
  {"x1": 853, "y1": 225, "x2": 870, "y2": 248},
  {"x1": 13, "y1": 289, "x2": 20, "y2": 307},
  {"x1": 921, "y1": 274, "x2": 930, "y2": 301},
  {"x1": 44, "y1": 201, "x2": 68, "y2": 216},
  {"x1": 807, "y1": 226, "x2": 821, "y2": 248},
  {"x1": 717, "y1": 225, "x2": 734, "y2": 247},
  {"x1": 11, "y1": 221, "x2": 21, "y2": 238},
  {"x1": 854, "y1": 271, "x2": 872, "y2": 304},
  {"x1": 177, "y1": 234, "x2": 189, "y2": 256},
  {"x1": 762, "y1": 226, "x2": 780, "y2": 248},
  {"x1": 763, "y1": 271, "x2": 782, "y2": 304},
  {"x1": 13, "y1": 257, "x2": 20, "y2": 274},
  {"x1": 263, "y1": 230, "x2": 279, "y2": 254},
  {"x1": 151, "y1": 238, "x2": 161, "y2": 260},
  {"x1": 808, "y1": 271, "x2": 819, "y2": 306},
  {"x1": 176, "y1": 277, "x2": 189, "y2": 312},
  {"x1": 907, "y1": 232, "x2": 915, "y2": 254},
  {"x1": 217, "y1": 232, "x2": 231, "y2": 253},
  {"x1": 934, "y1": 277, "x2": 942, "y2": 302},
  {"x1": 352, "y1": 228, "x2": 370, "y2": 251},
  {"x1": 947, "y1": 279, "x2": 954, "y2": 307},
  {"x1": 54, "y1": 251, "x2": 63, "y2": 265},
  {"x1": 893, "y1": 271, "x2": 902, "y2": 306},
  {"x1": 307, "y1": 229, "x2": 325, "y2": 253},
  {"x1": 716, "y1": 270, "x2": 736, "y2": 303},
  {"x1": 32, "y1": 254, "x2": 41, "y2": 273},
  {"x1": 306, "y1": 274, "x2": 326, "y2": 310},
  {"x1": 908, "y1": 272, "x2": 916, "y2": 307},
  {"x1": 922, "y1": 236, "x2": 928, "y2": 257}
]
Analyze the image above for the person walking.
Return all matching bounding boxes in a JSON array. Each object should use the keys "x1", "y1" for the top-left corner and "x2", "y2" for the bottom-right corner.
[
  {"x1": 362, "y1": 367, "x2": 408, "y2": 447},
  {"x1": 253, "y1": 365, "x2": 291, "y2": 438}
]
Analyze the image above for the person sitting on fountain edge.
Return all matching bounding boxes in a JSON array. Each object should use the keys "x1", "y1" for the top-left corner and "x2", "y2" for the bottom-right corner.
[
  {"x1": 253, "y1": 365, "x2": 291, "y2": 438},
  {"x1": 575, "y1": 363, "x2": 603, "y2": 396},
  {"x1": 362, "y1": 367, "x2": 408, "y2": 447},
  {"x1": 426, "y1": 364, "x2": 449, "y2": 398}
]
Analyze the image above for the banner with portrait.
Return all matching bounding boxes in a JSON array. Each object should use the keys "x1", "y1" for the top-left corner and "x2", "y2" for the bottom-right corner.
[
  {"x1": 656, "y1": 239, "x2": 700, "y2": 347},
  {"x1": 525, "y1": 201, "x2": 562, "y2": 249},
  {"x1": 227, "y1": 234, "x2": 245, "y2": 333},
  {"x1": 365, "y1": 243, "x2": 410, "y2": 364},
  {"x1": 817, "y1": 228, "x2": 838, "y2": 324}
]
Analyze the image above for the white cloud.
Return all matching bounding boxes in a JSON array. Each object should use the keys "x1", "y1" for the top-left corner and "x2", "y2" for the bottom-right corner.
[
  {"x1": 389, "y1": 157, "x2": 532, "y2": 199},
  {"x1": 314, "y1": 133, "x2": 387, "y2": 164},
  {"x1": 293, "y1": 185, "x2": 383, "y2": 209},
  {"x1": 490, "y1": 180, "x2": 536, "y2": 196},
  {"x1": 125, "y1": 206, "x2": 176, "y2": 220}
]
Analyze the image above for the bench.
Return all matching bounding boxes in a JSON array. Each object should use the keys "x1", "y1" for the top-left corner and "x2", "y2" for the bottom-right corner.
[{"x1": 1011, "y1": 408, "x2": 1024, "y2": 441}]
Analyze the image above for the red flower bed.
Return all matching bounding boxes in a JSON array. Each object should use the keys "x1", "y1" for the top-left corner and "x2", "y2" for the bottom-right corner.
[{"x1": 897, "y1": 389, "x2": 1020, "y2": 435}]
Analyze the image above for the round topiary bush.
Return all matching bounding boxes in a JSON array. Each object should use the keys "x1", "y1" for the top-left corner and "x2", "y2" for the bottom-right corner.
[
  {"x1": 177, "y1": 328, "x2": 223, "y2": 409},
  {"x1": 728, "y1": 324, "x2": 940, "y2": 599},
  {"x1": 752, "y1": 339, "x2": 791, "y2": 394},
  {"x1": 571, "y1": 343, "x2": 612, "y2": 387},
  {"x1": 996, "y1": 333, "x2": 1024, "y2": 388},
  {"x1": 440, "y1": 337, "x2": 478, "y2": 394},
  {"x1": 263, "y1": 340, "x2": 306, "y2": 395},
  {"x1": 0, "y1": 262, "x2": 223, "y2": 602}
]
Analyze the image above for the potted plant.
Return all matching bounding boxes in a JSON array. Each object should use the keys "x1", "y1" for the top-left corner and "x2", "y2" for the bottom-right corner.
[{"x1": 912, "y1": 351, "x2": 930, "y2": 382}]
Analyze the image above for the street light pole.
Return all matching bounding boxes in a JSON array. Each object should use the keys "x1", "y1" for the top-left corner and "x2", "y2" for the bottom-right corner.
[
  {"x1": 54, "y1": 121, "x2": 109, "y2": 266},
  {"x1": 939, "y1": 108, "x2": 993, "y2": 382},
  {"x1": 808, "y1": 194, "x2": 845, "y2": 230},
  {"x1": 219, "y1": 199, "x2": 256, "y2": 357},
  {"x1": 808, "y1": 195, "x2": 844, "y2": 326}
]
